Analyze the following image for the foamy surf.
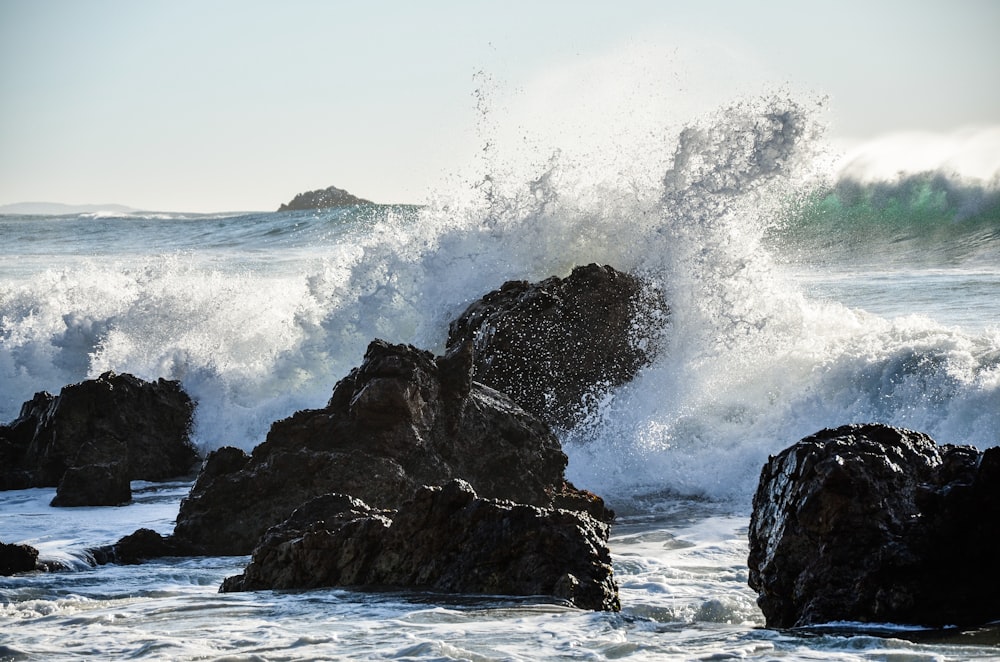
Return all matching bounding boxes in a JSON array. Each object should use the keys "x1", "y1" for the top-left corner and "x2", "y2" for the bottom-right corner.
[{"x1": 2, "y1": 93, "x2": 999, "y2": 660}]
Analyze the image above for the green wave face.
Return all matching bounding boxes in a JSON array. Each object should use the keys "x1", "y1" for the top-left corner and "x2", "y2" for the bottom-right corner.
[{"x1": 780, "y1": 173, "x2": 1000, "y2": 267}]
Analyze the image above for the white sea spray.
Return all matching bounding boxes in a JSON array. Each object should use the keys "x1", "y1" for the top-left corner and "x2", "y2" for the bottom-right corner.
[{"x1": 3, "y1": 90, "x2": 1000, "y2": 660}]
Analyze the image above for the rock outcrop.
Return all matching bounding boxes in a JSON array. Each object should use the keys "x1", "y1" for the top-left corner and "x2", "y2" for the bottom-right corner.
[
  {"x1": 170, "y1": 340, "x2": 609, "y2": 556},
  {"x1": 277, "y1": 185, "x2": 372, "y2": 212},
  {"x1": 0, "y1": 372, "x2": 199, "y2": 506},
  {"x1": 748, "y1": 423, "x2": 1000, "y2": 628},
  {"x1": 1, "y1": 541, "x2": 39, "y2": 575},
  {"x1": 446, "y1": 264, "x2": 667, "y2": 428},
  {"x1": 221, "y1": 479, "x2": 620, "y2": 612}
]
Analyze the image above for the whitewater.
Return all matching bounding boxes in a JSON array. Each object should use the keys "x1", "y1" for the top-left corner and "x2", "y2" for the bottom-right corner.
[{"x1": 2, "y1": 95, "x2": 1000, "y2": 660}]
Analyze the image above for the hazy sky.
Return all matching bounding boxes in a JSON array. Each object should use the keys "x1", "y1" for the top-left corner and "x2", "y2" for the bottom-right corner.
[{"x1": 2, "y1": 0, "x2": 998, "y2": 212}]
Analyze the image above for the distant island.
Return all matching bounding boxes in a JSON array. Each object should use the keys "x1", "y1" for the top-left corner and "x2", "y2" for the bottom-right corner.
[{"x1": 277, "y1": 185, "x2": 373, "y2": 212}]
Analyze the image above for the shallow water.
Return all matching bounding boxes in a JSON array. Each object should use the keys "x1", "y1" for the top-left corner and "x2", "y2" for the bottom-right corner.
[{"x1": 4, "y1": 486, "x2": 1000, "y2": 661}]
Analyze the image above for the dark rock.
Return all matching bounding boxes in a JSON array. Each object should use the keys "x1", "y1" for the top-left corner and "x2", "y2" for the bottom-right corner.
[
  {"x1": 199, "y1": 445, "x2": 251, "y2": 480},
  {"x1": 0, "y1": 372, "x2": 199, "y2": 502},
  {"x1": 50, "y1": 432, "x2": 132, "y2": 506},
  {"x1": 0, "y1": 541, "x2": 39, "y2": 575},
  {"x1": 748, "y1": 423, "x2": 1000, "y2": 629},
  {"x1": 221, "y1": 480, "x2": 620, "y2": 612},
  {"x1": 0, "y1": 392, "x2": 55, "y2": 490},
  {"x1": 88, "y1": 528, "x2": 189, "y2": 565},
  {"x1": 277, "y1": 185, "x2": 372, "y2": 212},
  {"x1": 446, "y1": 264, "x2": 668, "y2": 428},
  {"x1": 51, "y1": 459, "x2": 131, "y2": 507},
  {"x1": 171, "y1": 339, "x2": 610, "y2": 556},
  {"x1": 219, "y1": 493, "x2": 384, "y2": 590}
]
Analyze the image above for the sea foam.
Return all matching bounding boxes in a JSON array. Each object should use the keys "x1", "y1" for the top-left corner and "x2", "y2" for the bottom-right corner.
[{"x1": 2, "y1": 94, "x2": 998, "y2": 510}]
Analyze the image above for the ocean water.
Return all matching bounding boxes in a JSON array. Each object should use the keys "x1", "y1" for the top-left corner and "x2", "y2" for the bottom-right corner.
[{"x1": 2, "y1": 95, "x2": 999, "y2": 660}]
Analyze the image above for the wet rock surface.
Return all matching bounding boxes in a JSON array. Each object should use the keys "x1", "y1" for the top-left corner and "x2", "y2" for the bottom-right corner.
[
  {"x1": 748, "y1": 423, "x2": 1000, "y2": 628},
  {"x1": 0, "y1": 372, "x2": 199, "y2": 506},
  {"x1": 446, "y1": 263, "x2": 667, "y2": 428},
  {"x1": 221, "y1": 479, "x2": 620, "y2": 612},
  {"x1": 171, "y1": 340, "x2": 609, "y2": 555},
  {"x1": 50, "y1": 457, "x2": 132, "y2": 507},
  {"x1": 0, "y1": 540, "x2": 39, "y2": 575},
  {"x1": 88, "y1": 528, "x2": 191, "y2": 566}
]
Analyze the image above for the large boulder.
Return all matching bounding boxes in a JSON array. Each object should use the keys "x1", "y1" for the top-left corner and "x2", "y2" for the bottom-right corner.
[
  {"x1": 277, "y1": 185, "x2": 372, "y2": 212},
  {"x1": 171, "y1": 340, "x2": 609, "y2": 556},
  {"x1": 220, "y1": 479, "x2": 620, "y2": 612},
  {"x1": 0, "y1": 372, "x2": 199, "y2": 505},
  {"x1": 748, "y1": 423, "x2": 1000, "y2": 628},
  {"x1": 446, "y1": 264, "x2": 667, "y2": 428}
]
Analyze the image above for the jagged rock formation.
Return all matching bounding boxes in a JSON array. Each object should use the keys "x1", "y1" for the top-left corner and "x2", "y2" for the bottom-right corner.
[
  {"x1": 748, "y1": 423, "x2": 1000, "y2": 628},
  {"x1": 0, "y1": 372, "x2": 199, "y2": 506},
  {"x1": 220, "y1": 479, "x2": 620, "y2": 612},
  {"x1": 169, "y1": 340, "x2": 610, "y2": 556},
  {"x1": 446, "y1": 263, "x2": 668, "y2": 428}
]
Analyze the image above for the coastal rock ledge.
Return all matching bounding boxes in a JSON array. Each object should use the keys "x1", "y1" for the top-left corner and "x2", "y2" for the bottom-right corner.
[
  {"x1": 170, "y1": 339, "x2": 610, "y2": 556},
  {"x1": 220, "y1": 479, "x2": 620, "y2": 612},
  {"x1": 748, "y1": 423, "x2": 1000, "y2": 629}
]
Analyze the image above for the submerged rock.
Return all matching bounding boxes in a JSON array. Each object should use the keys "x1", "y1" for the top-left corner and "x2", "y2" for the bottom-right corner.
[
  {"x1": 446, "y1": 264, "x2": 668, "y2": 428},
  {"x1": 221, "y1": 479, "x2": 620, "y2": 612},
  {"x1": 89, "y1": 528, "x2": 190, "y2": 566},
  {"x1": 0, "y1": 372, "x2": 199, "y2": 506},
  {"x1": 171, "y1": 339, "x2": 609, "y2": 556},
  {"x1": 748, "y1": 423, "x2": 1000, "y2": 628},
  {"x1": 277, "y1": 185, "x2": 372, "y2": 212},
  {"x1": 0, "y1": 541, "x2": 39, "y2": 575}
]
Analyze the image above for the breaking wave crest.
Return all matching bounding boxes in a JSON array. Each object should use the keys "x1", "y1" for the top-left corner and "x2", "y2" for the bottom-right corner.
[{"x1": 2, "y1": 94, "x2": 998, "y2": 509}]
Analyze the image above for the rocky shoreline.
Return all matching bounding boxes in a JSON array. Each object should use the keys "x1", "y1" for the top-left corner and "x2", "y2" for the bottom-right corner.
[
  {"x1": 3, "y1": 264, "x2": 998, "y2": 626},
  {"x1": 1, "y1": 264, "x2": 656, "y2": 611}
]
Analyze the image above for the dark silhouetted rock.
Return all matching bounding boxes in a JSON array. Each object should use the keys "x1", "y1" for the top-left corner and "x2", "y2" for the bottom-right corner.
[
  {"x1": 88, "y1": 528, "x2": 190, "y2": 566},
  {"x1": 221, "y1": 480, "x2": 620, "y2": 611},
  {"x1": 51, "y1": 459, "x2": 131, "y2": 507},
  {"x1": 446, "y1": 264, "x2": 668, "y2": 428},
  {"x1": 0, "y1": 372, "x2": 199, "y2": 505},
  {"x1": 0, "y1": 541, "x2": 39, "y2": 575},
  {"x1": 171, "y1": 340, "x2": 609, "y2": 556},
  {"x1": 748, "y1": 423, "x2": 1000, "y2": 629},
  {"x1": 0, "y1": 392, "x2": 55, "y2": 490},
  {"x1": 277, "y1": 185, "x2": 372, "y2": 212}
]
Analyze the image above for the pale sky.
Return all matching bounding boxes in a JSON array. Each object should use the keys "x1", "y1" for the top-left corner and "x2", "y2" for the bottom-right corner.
[{"x1": 1, "y1": 0, "x2": 998, "y2": 212}]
